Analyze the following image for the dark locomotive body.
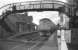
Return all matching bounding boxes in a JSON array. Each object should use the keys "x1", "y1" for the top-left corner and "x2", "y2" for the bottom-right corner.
[{"x1": 37, "y1": 18, "x2": 57, "y2": 36}]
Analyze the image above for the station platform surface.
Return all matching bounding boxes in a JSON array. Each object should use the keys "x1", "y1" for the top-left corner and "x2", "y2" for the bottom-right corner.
[{"x1": 39, "y1": 33, "x2": 58, "y2": 50}]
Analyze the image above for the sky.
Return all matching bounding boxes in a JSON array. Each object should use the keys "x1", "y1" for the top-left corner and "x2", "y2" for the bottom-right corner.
[{"x1": 28, "y1": 11, "x2": 60, "y2": 25}]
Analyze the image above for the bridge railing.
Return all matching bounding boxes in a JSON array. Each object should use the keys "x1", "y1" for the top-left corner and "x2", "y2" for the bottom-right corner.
[
  {"x1": 0, "y1": 1, "x2": 72, "y2": 15},
  {"x1": 0, "y1": 1, "x2": 73, "y2": 20}
]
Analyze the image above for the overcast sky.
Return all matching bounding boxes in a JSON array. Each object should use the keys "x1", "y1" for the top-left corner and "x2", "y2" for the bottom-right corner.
[{"x1": 28, "y1": 11, "x2": 60, "y2": 25}]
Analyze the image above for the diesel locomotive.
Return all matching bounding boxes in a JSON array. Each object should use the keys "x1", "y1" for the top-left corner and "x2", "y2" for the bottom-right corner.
[{"x1": 37, "y1": 18, "x2": 58, "y2": 36}]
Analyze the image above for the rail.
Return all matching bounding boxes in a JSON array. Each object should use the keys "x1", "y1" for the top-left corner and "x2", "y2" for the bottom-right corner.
[{"x1": 8, "y1": 30, "x2": 39, "y2": 39}]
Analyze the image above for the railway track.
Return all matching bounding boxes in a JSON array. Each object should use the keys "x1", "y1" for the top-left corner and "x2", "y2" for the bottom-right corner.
[{"x1": 0, "y1": 32, "x2": 50, "y2": 50}]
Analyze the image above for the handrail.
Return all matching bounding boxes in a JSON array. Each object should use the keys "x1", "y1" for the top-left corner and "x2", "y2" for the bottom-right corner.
[
  {"x1": 0, "y1": 1, "x2": 70, "y2": 9},
  {"x1": 0, "y1": 1, "x2": 72, "y2": 11}
]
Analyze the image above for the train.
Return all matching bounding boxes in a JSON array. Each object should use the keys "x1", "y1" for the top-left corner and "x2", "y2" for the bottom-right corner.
[{"x1": 37, "y1": 18, "x2": 58, "y2": 36}]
